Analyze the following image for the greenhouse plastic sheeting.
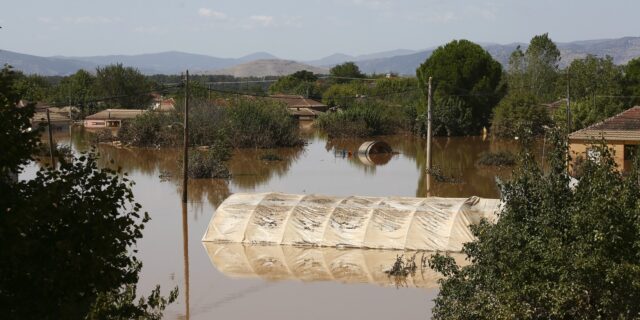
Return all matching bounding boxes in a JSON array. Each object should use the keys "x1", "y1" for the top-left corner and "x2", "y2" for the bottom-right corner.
[
  {"x1": 202, "y1": 192, "x2": 500, "y2": 251},
  {"x1": 203, "y1": 242, "x2": 469, "y2": 288}
]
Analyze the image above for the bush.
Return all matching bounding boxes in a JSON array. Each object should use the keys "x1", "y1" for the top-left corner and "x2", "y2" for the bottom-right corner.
[
  {"x1": 429, "y1": 132, "x2": 640, "y2": 319},
  {"x1": 226, "y1": 98, "x2": 300, "y2": 148},
  {"x1": 316, "y1": 101, "x2": 411, "y2": 138},
  {"x1": 187, "y1": 147, "x2": 231, "y2": 179},
  {"x1": 491, "y1": 92, "x2": 552, "y2": 138},
  {"x1": 118, "y1": 111, "x2": 181, "y2": 147},
  {"x1": 476, "y1": 151, "x2": 516, "y2": 167}
]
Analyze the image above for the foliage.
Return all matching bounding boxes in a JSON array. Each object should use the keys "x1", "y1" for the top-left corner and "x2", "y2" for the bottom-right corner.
[
  {"x1": 417, "y1": 39, "x2": 504, "y2": 136},
  {"x1": 11, "y1": 74, "x2": 53, "y2": 102},
  {"x1": 549, "y1": 55, "x2": 625, "y2": 130},
  {"x1": 491, "y1": 91, "x2": 551, "y2": 138},
  {"x1": 330, "y1": 61, "x2": 365, "y2": 83},
  {"x1": 0, "y1": 66, "x2": 42, "y2": 176},
  {"x1": 226, "y1": 98, "x2": 300, "y2": 148},
  {"x1": 429, "y1": 132, "x2": 640, "y2": 319},
  {"x1": 476, "y1": 151, "x2": 516, "y2": 167},
  {"x1": 623, "y1": 57, "x2": 640, "y2": 106},
  {"x1": 268, "y1": 70, "x2": 320, "y2": 97},
  {"x1": 316, "y1": 100, "x2": 411, "y2": 137},
  {"x1": 51, "y1": 69, "x2": 96, "y2": 106},
  {"x1": 0, "y1": 69, "x2": 176, "y2": 318},
  {"x1": 118, "y1": 111, "x2": 182, "y2": 147},
  {"x1": 523, "y1": 33, "x2": 561, "y2": 101},
  {"x1": 187, "y1": 146, "x2": 231, "y2": 179},
  {"x1": 95, "y1": 64, "x2": 153, "y2": 108}
]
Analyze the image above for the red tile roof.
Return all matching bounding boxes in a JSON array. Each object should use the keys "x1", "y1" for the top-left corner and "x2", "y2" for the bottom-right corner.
[{"x1": 569, "y1": 106, "x2": 640, "y2": 141}]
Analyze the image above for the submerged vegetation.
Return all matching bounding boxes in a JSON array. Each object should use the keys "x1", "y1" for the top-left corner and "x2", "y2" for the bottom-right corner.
[
  {"x1": 316, "y1": 101, "x2": 416, "y2": 138},
  {"x1": 476, "y1": 151, "x2": 517, "y2": 167}
]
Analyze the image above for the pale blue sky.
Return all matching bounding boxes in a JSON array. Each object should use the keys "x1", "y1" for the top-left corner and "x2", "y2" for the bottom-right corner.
[{"x1": 1, "y1": 0, "x2": 637, "y2": 60}]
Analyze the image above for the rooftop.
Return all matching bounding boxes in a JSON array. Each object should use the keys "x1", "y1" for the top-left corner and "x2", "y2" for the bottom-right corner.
[
  {"x1": 85, "y1": 109, "x2": 147, "y2": 120},
  {"x1": 269, "y1": 94, "x2": 327, "y2": 109},
  {"x1": 569, "y1": 106, "x2": 640, "y2": 141}
]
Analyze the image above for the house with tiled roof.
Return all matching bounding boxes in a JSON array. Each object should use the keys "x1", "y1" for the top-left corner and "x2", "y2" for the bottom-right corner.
[
  {"x1": 269, "y1": 94, "x2": 328, "y2": 120},
  {"x1": 568, "y1": 106, "x2": 640, "y2": 172}
]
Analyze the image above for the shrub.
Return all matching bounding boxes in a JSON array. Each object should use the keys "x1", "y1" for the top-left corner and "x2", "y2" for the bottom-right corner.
[
  {"x1": 226, "y1": 98, "x2": 300, "y2": 148},
  {"x1": 429, "y1": 132, "x2": 640, "y2": 319},
  {"x1": 491, "y1": 92, "x2": 552, "y2": 138},
  {"x1": 187, "y1": 148, "x2": 231, "y2": 179},
  {"x1": 316, "y1": 101, "x2": 410, "y2": 138},
  {"x1": 476, "y1": 151, "x2": 516, "y2": 167}
]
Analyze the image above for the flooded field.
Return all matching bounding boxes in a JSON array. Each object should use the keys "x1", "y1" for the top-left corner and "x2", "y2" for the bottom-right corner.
[{"x1": 23, "y1": 124, "x2": 533, "y2": 319}]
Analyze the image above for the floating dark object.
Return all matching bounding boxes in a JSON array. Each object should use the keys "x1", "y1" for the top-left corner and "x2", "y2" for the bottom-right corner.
[{"x1": 358, "y1": 141, "x2": 393, "y2": 155}]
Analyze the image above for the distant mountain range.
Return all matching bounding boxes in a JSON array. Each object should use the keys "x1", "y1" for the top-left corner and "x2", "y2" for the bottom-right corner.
[
  {"x1": 2, "y1": 36, "x2": 639, "y2": 76},
  {"x1": 206, "y1": 59, "x2": 328, "y2": 78}
]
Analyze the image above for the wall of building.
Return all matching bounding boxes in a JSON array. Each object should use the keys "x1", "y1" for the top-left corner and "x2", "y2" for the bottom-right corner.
[{"x1": 569, "y1": 140, "x2": 625, "y2": 172}]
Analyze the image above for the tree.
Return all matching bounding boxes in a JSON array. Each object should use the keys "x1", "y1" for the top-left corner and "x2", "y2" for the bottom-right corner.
[
  {"x1": 52, "y1": 69, "x2": 96, "y2": 105},
  {"x1": 268, "y1": 70, "x2": 320, "y2": 97},
  {"x1": 552, "y1": 55, "x2": 625, "y2": 130},
  {"x1": 624, "y1": 57, "x2": 640, "y2": 106},
  {"x1": 95, "y1": 64, "x2": 153, "y2": 108},
  {"x1": 490, "y1": 91, "x2": 551, "y2": 138},
  {"x1": 525, "y1": 33, "x2": 561, "y2": 101},
  {"x1": 0, "y1": 65, "x2": 176, "y2": 318},
  {"x1": 417, "y1": 39, "x2": 504, "y2": 136},
  {"x1": 330, "y1": 62, "x2": 365, "y2": 83},
  {"x1": 429, "y1": 132, "x2": 640, "y2": 319}
]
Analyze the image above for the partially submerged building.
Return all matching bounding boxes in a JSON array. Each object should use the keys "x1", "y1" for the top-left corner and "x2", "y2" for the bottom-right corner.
[
  {"x1": 83, "y1": 109, "x2": 146, "y2": 128},
  {"x1": 269, "y1": 94, "x2": 329, "y2": 120},
  {"x1": 569, "y1": 106, "x2": 640, "y2": 172}
]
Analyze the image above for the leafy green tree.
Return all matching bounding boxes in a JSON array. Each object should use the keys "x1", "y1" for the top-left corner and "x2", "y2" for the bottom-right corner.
[
  {"x1": 624, "y1": 57, "x2": 640, "y2": 106},
  {"x1": 52, "y1": 69, "x2": 96, "y2": 105},
  {"x1": 268, "y1": 70, "x2": 320, "y2": 97},
  {"x1": 429, "y1": 133, "x2": 640, "y2": 319},
  {"x1": 330, "y1": 62, "x2": 365, "y2": 83},
  {"x1": 0, "y1": 66, "x2": 176, "y2": 319},
  {"x1": 552, "y1": 55, "x2": 625, "y2": 130},
  {"x1": 11, "y1": 73, "x2": 53, "y2": 102},
  {"x1": 417, "y1": 39, "x2": 504, "y2": 135},
  {"x1": 95, "y1": 64, "x2": 153, "y2": 108},
  {"x1": 491, "y1": 91, "x2": 551, "y2": 138},
  {"x1": 524, "y1": 33, "x2": 561, "y2": 101}
]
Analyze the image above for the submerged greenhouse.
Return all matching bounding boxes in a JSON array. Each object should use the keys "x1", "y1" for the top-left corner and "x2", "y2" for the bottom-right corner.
[{"x1": 202, "y1": 192, "x2": 500, "y2": 251}]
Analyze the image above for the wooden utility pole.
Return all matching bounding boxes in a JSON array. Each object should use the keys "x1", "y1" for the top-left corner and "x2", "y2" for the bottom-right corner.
[
  {"x1": 566, "y1": 69, "x2": 571, "y2": 132},
  {"x1": 181, "y1": 201, "x2": 190, "y2": 319},
  {"x1": 182, "y1": 71, "x2": 190, "y2": 204},
  {"x1": 426, "y1": 76, "x2": 433, "y2": 171},
  {"x1": 426, "y1": 76, "x2": 433, "y2": 195},
  {"x1": 46, "y1": 109, "x2": 55, "y2": 166}
]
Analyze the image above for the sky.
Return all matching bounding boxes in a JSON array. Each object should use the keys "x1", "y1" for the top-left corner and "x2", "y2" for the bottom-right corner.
[{"x1": 1, "y1": 0, "x2": 638, "y2": 60}]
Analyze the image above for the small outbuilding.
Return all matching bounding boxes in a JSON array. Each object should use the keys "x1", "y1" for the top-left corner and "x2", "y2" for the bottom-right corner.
[
  {"x1": 568, "y1": 106, "x2": 640, "y2": 172},
  {"x1": 83, "y1": 109, "x2": 146, "y2": 128}
]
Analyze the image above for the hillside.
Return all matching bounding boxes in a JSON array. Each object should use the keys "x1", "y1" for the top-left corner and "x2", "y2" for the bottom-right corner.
[
  {"x1": 206, "y1": 59, "x2": 328, "y2": 77},
  {"x1": 0, "y1": 50, "x2": 96, "y2": 76},
  {"x1": 354, "y1": 37, "x2": 640, "y2": 75}
]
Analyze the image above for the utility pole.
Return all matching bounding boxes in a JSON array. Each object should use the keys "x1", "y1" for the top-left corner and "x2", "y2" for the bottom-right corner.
[
  {"x1": 426, "y1": 76, "x2": 433, "y2": 195},
  {"x1": 182, "y1": 70, "x2": 190, "y2": 204},
  {"x1": 426, "y1": 76, "x2": 433, "y2": 171},
  {"x1": 46, "y1": 109, "x2": 55, "y2": 166},
  {"x1": 566, "y1": 68, "x2": 571, "y2": 132}
]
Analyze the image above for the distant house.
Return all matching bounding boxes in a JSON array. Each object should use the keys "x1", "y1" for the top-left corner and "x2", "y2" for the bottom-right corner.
[
  {"x1": 569, "y1": 106, "x2": 640, "y2": 172},
  {"x1": 541, "y1": 98, "x2": 567, "y2": 116},
  {"x1": 83, "y1": 109, "x2": 146, "y2": 128},
  {"x1": 153, "y1": 98, "x2": 176, "y2": 112},
  {"x1": 269, "y1": 94, "x2": 329, "y2": 120}
]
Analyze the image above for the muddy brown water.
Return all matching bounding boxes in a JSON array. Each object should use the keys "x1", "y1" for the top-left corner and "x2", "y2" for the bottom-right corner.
[{"x1": 21, "y1": 125, "x2": 538, "y2": 319}]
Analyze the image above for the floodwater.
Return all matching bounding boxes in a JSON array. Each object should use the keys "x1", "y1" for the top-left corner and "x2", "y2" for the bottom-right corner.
[{"x1": 22, "y1": 124, "x2": 531, "y2": 319}]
